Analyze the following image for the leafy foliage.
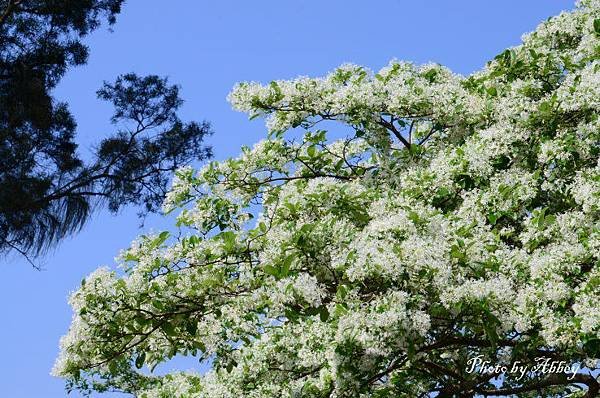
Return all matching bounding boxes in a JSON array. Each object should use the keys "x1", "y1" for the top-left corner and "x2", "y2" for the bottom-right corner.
[{"x1": 56, "y1": 1, "x2": 600, "y2": 397}]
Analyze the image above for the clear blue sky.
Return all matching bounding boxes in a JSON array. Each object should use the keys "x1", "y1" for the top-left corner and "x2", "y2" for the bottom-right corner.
[{"x1": 0, "y1": 1, "x2": 575, "y2": 396}]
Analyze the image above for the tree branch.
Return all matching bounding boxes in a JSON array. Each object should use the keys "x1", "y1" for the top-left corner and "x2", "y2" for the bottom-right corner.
[
  {"x1": 477, "y1": 373, "x2": 599, "y2": 397},
  {"x1": 376, "y1": 117, "x2": 411, "y2": 149},
  {"x1": 0, "y1": 0, "x2": 22, "y2": 27}
]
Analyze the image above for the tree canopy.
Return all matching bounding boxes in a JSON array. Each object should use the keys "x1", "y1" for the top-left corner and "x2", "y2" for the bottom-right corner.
[
  {"x1": 54, "y1": 1, "x2": 600, "y2": 397},
  {"x1": 0, "y1": 0, "x2": 212, "y2": 261}
]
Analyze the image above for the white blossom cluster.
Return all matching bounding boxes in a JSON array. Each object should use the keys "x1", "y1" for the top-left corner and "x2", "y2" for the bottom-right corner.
[{"x1": 55, "y1": 1, "x2": 600, "y2": 396}]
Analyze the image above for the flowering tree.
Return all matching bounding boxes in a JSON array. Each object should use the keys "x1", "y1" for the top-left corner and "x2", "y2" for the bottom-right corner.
[{"x1": 54, "y1": 1, "x2": 600, "y2": 397}]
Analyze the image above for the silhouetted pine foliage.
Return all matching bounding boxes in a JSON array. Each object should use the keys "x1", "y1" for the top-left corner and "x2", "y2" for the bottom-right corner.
[{"x1": 0, "y1": 1, "x2": 213, "y2": 261}]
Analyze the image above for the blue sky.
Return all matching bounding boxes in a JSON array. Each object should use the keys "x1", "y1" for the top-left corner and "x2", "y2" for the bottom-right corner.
[{"x1": 0, "y1": 1, "x2": 575, "y2": 396}]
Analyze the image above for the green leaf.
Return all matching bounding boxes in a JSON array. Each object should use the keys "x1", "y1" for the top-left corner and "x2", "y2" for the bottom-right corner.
[
  {"x1": 161, "y1": 322, "x2": 177, "y2": 337},
  {"x1": 594, "y1": 19, "x2": 600, "y2": 36},
  {"x1": 108, "y1": 361, "x2": 119, "y2": 375},
  {"x1": 538, "y1": 100, "x2": 553, "y2": 116},
  {"x1": 263, "y1": 265, "x2": 279, "y2": 277},
  {"x1": 319, "y1": 305, "x2": 329, "y2": 322},
  {"x1": 305, "y1": 306, "x2": 319, "y2": 316},
  {"x1": 123, "y1": 252, "x2": 138, "y2": 262},
  {"x1": 407, "y1": 340, "x2": 416, "y2": 360},
  {"x1": 285, "y1": 307, "x2": 300, "y2": 322},
  {"x1": 258, "y1": 221, "x2": 268, "y2": 233},
  {"x1": 300, "y1": 223, "x2": 314, "y2": 234},
  {"x1": 186, "y1": 320, "x2": 198, "y2": 336},
  {"x1": 450, "y1": 245, "x2": 464, "y2": 261},
  {"x1": 240, "y1": 335, "x2": 252, "y2": 345},
  {"x1": 336, "y1": 284, "x2": 349, "y2": 300},
  {"x1": 220, "y1": 231, "x2": 236, "y2": 251},
  {"x1": 226, "y1": 362, "x2": 235, "y2": 373},
  {"x1": 407, "y1": 211, "x2": 420, "y2": 225},
  {"x1": 334, "y1": 303, "x2": 348, "y2": 317},
  {"x1": 135, "y1": 352, "x2": 146, "y2": 369},
  {"x1": 486, "y1": 86, "x2": 497, "y2": 97},
  {"x1": 269, "y1": 81, "x2": 283, "y2": 101},
  {"x1": 482, "y1": 310, "x2": 500, "y2": 349},
  {"x1": 584, "y1": 337, "x2": 600, "y2": 357},
  {"x1": 281, "y1": 255, "x2": 293, "y2": 277},
  {"x1": 485, "y1": 244, "x2": 498, "y2": 252},
  {"x1": 135, "y1": 316, "x2": 150, "y2": 328}
]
